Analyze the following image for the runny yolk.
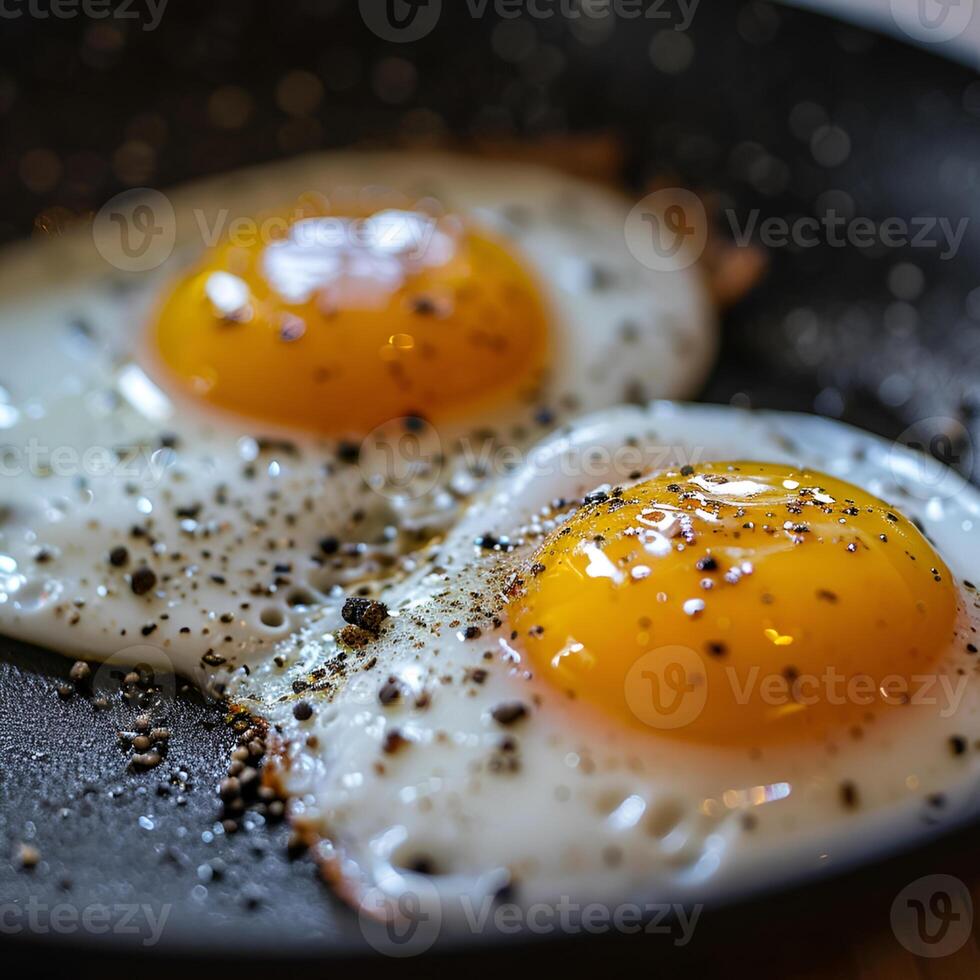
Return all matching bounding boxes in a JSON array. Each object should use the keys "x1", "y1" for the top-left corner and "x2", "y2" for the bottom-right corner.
[
  {"x1": 150, "y1": 203, "x2": 550, "y2": 436},
  {"x1": 507, "y1": 462, "x2": 959, "y2": 745}
]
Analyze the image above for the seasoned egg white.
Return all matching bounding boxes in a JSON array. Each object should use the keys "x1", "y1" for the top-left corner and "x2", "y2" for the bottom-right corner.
[{"x1": 235, "y1": 403, "x2": 980, "y2": 925}]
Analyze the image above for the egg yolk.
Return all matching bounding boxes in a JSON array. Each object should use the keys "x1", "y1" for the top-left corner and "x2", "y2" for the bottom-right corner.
[
  {"x1": 507, "y1": 462, "x2": 959, "y2": 744},
  {"x1": 150, "y1": 202, "x2": 550, "y2": 436}
]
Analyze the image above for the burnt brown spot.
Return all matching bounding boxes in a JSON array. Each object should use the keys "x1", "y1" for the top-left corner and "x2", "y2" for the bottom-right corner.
[{"x1": 341, "y1": 597, "x2": 389, "y2": 633}]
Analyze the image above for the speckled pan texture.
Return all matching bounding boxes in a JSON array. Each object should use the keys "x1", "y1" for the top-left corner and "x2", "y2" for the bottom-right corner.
[{"x1": 2, "y1": 1, "x2": 980, "y2": 967}]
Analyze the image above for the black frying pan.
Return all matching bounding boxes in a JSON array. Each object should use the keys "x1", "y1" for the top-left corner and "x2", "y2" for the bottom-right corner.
[{"x1": 1, "y1": 1, "x2": 979, "y2": 973}]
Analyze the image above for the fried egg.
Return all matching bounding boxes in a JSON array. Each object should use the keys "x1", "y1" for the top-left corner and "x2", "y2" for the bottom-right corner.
[
  {"x1": 0, "y1": 153, "x2": 715, "y2": 679},
  {"x1": 236, "y1": 402, "x2": 980, "y2": 926}
]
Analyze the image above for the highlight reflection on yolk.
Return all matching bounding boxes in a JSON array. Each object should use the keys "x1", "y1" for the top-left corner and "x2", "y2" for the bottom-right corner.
[
  {"x1": 507, "y1": 463, "x2": 958, "y2": 744},
  {"x1": 151, "y1": 203, "x2": 550, "y2": 436}
]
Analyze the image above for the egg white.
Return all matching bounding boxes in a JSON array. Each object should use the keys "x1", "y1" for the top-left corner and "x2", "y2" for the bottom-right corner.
[
  {"x1": 234, "y1": 402, "x2": 980, "y2": 927},
  {"x1": 0, "y1": 153, "x2": 715, "y2": 679}
]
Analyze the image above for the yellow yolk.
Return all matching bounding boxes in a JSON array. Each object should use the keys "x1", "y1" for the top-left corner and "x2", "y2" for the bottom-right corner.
[
  {"x1": 150, "y1": 204, "x2": 550, "y2": 436},
  {"x1": 507, "y1": 463, "x2": 959, "y2": 744}
]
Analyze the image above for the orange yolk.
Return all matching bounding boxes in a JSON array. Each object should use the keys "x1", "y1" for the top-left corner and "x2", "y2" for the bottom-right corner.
[
  {"x1": 507, "y1": 462, "x2": 958, "y2": 744},
  {"x1": 150, "y1": 203, "x2": 550, "y2": 437}
]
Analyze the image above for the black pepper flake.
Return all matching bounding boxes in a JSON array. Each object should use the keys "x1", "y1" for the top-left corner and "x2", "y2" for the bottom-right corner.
[
  {"x1": 378, "y1": 677, "x2": 403, "y2": 706},
  {"x1": 949, "y1": 735, "x2": 968, "y2": 757},
  {"x1": 319, "y1": 536, "x2": 339, "y2": 555},
  {"x1": 816, "y1": 589, "x2": 838, "y2": 603},
  {"x1": 382, "y1": 729, "x2": 409, "y2": 754},
  {"x1": 705, "y1": 642, "x2": 727, "y2": 658},
  {"x1": 491, "y1": 702, "x2": 528, "y2": 726},
  {"x1": 840, "y1": 781, "x2": 859, "y2": 809},
  {"x1": 292, "y1": 700, "x2": 314, "y2": 722},
  {"x1": 341, "y1": 597, "x2": 389, "y2": 633},
  {"x1": 336, "y1": 441, "x2": 360, "y2": 464},
  {"x1": 410, "y1": 295, "x2": 437, "y2": 316},
  {"x1": 108, "y1": 546, "x2": 129, "y2": 567},
  {"x1": 130, "y1": 566, "x2": 157, "y2": 596},
  {"x1": 680, "y1": 465, "x2": 695, "y2": 476},
  {"x1": 463, "y1": 626, "x2": 481, "y2": 640},
  {"x1": 695, "y1": 556, "x2": 718, "y2": 572},
  {"x1": 140, "y1": 623, "x2": 157, "y2": 637}
]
